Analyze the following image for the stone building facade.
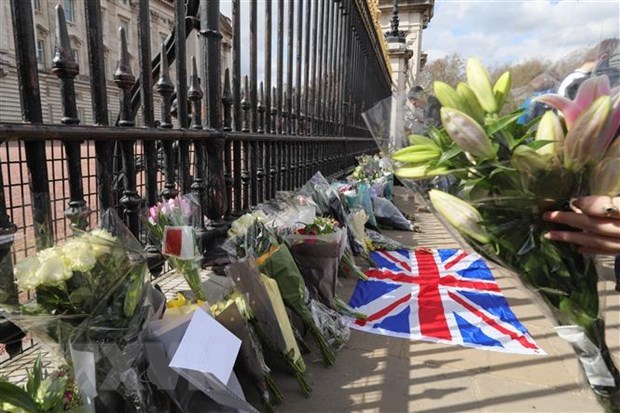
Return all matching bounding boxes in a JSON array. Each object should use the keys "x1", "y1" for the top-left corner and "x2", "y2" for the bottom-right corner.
[
  {"x1": 0, "y1": 0, "x2": 232, "y2": 126},
  {"x1": 377, "y1": 0, "x2": 434, "y2": 91}
]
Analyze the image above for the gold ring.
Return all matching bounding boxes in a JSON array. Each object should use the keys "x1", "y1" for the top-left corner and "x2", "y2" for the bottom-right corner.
[{"x1": 603, "y1": 203, "x2": 618, "y2": 217}]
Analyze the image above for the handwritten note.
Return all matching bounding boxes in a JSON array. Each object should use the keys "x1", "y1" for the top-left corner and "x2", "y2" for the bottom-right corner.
[{"x1": 169, "y1": 308, "x2": 241, "y2": 384}]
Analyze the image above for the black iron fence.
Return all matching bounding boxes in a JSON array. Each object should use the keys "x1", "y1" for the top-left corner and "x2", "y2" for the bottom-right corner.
[{"x1": 0, "y1": 0, "x2": 391, "y2": 358}]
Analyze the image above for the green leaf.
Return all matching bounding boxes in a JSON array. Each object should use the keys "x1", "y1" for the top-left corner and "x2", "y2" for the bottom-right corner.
[
  {"x1": 536, "y1": 287, "x2": 569, "y2": 297},
  {"x1": 527, "y1": 140, "x2": 555, "y2": 151},
  {"x1": 0, "y1": 381, "x2": 39, "y2": 413},
  {"x1": 486, "y1": 112, "x2": 522, "y2": 135},
  {"x1": 438, "y1": 146, "x2": 464, "y2": 163},
  {"x1": 38, "y1": 376, "x2": 66, "y2": 411},
  {"x1": 26, "y1": 356, "x2": 43, "y2": 397},
  {"x1": 427, "y1": 126, "x2": 451, "y2": 147},
  {"x1": 69, "y1": 287, "x2": 92, "y2": 306}
]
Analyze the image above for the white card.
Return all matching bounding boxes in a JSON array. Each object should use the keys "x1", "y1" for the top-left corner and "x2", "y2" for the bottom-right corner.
[{"x1": 169, "y1": 308, "x2": 241, "y2": 384}]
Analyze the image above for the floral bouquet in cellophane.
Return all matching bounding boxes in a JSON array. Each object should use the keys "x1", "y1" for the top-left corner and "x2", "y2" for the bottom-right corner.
[
  {"x1": 364, "y1": 58, "x2": 619, "y2": 411},
  {"x1": 286, "y1": 216, "x2": 362, "y2": 319},
  {"x1": 1, "y1": 210, "x2": 155, "y2": 411},
  {"x1": 144, "y1": 195, "x2": 206, "y2": 302},
  {"x1": 225, "y1": 212, "x2": 348, "y2": 367}
]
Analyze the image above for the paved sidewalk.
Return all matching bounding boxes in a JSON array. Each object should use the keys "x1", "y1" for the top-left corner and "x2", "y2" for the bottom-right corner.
[
  {"x1": 275, "y1": 186, "x2": 619, "y2": 413},
  {"x1": 1, "y1": 186, "x2": 617, "y2": 413}
]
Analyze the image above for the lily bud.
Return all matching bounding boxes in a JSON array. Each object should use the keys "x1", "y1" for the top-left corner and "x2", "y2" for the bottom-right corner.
[
  {"x1": 535, "y1": 111, "x2": 564, "y2": 158},
  {"x1": 408, "y1": 134, "x2": 434, "y2": 146},
  {"x1": 429, "y1": 189, "x2": 490, "y2": 244},
  {"x1": 395, "y1": 165, "x2": 450, "y2": 179},
  {"x1": 392, "y1": 144, "x2": 441, "y2": 164},
  {"x1": 466, "y1": 58, "x2": 498, "y2": 114},
  {"x1": 564, "y1": 95, "x2": 612, "y2": 169},
  {"x1": 493, "y1": 71, "x2": 512, "y2": 110},
  {"x1": 511, "y1": 145, "x2": 551, "y2": 176},
  {"x1": 456, "y1": 82, "x2": 485, "y2": 124},
  {"x1": 434, "y1": 81, "x2": 467, "y2": 112},
  {"x1": 589, "y1": 139, "x2": 620, "y2": 196},
  {"x1": 441, "y1": 107, "x2": 497, "y2": 159}
]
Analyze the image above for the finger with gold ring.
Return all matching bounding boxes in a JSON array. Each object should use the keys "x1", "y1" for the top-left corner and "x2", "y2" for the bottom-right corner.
[{"x1": 603, "y1": 202, "x2": 618, "y2": 217}]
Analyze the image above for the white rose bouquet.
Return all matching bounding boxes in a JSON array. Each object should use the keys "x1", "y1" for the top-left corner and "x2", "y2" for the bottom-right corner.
[{"x1": 3, "y1": 211, "x2": 154, "y2": 411}]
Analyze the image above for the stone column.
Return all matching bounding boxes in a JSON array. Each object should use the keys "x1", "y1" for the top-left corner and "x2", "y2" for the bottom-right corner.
[
  {"x1": 387, "y1": 41, "x2": 413, "y2": 93},
  {"x1": 379, "y1": 0, "x2": 435, "y2": 87}
]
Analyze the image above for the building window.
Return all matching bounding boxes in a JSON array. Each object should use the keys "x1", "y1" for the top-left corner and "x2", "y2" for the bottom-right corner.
[
  {"x1": 32, "y1": 0, "x2": 41, "y2": 12},
  {"x1": 71, "y1": 48, "x2": 79, "y2": 65},
  {"x1": 78, "y1": 108, "x2": 86, "y2": 123},
  {"x1": 160, "y1": 33, "x2": 167, "y2": 46},
  {"x1": 64, "y1": 0, "x2": 75, "y2": 23},
  {"x1": 120, "y1": 20, "x2": 130, "y2": 46},
  {"x1": 36, "y1": 39, "x2": 45, "y2": 66},
  {"x1": 121, "y1": 0, "x2": 128, "y2": 5}
]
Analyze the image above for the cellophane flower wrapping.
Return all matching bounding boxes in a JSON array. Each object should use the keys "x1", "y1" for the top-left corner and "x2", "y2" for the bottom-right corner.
[
  {"x1": 300, "y1": 172, "x2": 373, "y2": 275},
  {"x1": 363, "y1": 59, "x2": 620, "y2": 411},
  {"x1": 144, "y1": 194, "x2": 206, "y2": 302},
  {"x1": 255, "y1": 243, "x2": 338, "y2": 366},
  {"x1": 210, "y1": 289, "x2": 283, "y2": 410},
  {"x1": 285, "y1": 216, "x2": 362, "y2": 322},
  {"x1": 2, "y1": 210, "x2": 156, "y2": 411},
  {"x1": 140, "y1": 292, "x2": 257, "y2": 413},
  {"x1": 225, "y1": 258, "x2": 311, "y2": 397}
]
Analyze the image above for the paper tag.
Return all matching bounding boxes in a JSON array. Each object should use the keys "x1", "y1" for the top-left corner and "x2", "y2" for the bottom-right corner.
[
  {"x1": 169, "y1": 308, "x2": 241, "y2": 384},
  {"x1": 162, "y1": 226, "x2": 196, "y2": 259}
]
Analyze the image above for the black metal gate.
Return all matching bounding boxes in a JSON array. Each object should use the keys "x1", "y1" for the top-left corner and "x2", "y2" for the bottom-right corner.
[{"x1": 0, "y1": 0, "x2": 391, "y2": 360}]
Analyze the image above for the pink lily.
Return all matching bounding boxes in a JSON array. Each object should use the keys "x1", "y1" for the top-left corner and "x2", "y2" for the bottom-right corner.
[
  {"x1": 536, "y1": 76, "x2": 613, "y2": 128},
  {"x1": 536, "y1": 76, "x2": 620, "y2": 166}
]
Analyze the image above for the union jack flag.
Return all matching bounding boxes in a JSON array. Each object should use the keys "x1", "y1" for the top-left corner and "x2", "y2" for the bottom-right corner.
[{"x1": 348, "y1": 249, "x2": 544, "y2": 355}]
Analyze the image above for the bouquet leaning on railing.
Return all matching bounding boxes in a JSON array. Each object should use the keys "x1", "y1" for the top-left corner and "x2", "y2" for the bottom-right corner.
[
  {"x1": 364, "y1": 58, "x2": 620, "y2": 412},
  {"x1": 2, "y1": 211, "x2": 155, "y2": 411},
  {"x1": 225, "y1": 213, "x2": 344, "y2": 366},
  {"x1": 226, "y1": 258, "x2": 312, "y2": 397},
  {"x1": 144, "y1": 195, "x2": 206, "y2": 302},
  {"x1": 286, "y1": 216, "x2": 365, "y2": 319}
]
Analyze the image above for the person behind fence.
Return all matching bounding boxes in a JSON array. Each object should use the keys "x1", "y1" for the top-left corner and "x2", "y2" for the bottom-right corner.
[{"x1": 405, "y1": 86, "x2": 441, "y2": 135}]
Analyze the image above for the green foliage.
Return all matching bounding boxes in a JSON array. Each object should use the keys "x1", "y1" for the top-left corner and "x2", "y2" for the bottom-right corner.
[{"x1": 0, "y1": 356, "x2": 80, "y2": 413}]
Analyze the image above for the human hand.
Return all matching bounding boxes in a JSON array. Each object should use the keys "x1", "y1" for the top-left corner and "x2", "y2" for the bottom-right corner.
[{"x1": 543, "y1": 196, "x2": 620, "y2": 255}]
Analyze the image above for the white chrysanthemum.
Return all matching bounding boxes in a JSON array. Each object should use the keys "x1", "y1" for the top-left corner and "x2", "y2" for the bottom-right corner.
[
  {"x1": 14, "y1": 255, "x2": 43, "y2": 290},
  {"x1": 36, "y1": 248, "x2": 73, "y2": 285},
  {"x1": 63, "y1": 239, "x2": 97, "y2": 272}
]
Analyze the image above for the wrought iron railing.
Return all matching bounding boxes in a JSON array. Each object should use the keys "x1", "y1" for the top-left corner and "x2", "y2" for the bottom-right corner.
[{"x1": 0, "y1": 0, "x2": 391, "y2": 361}]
